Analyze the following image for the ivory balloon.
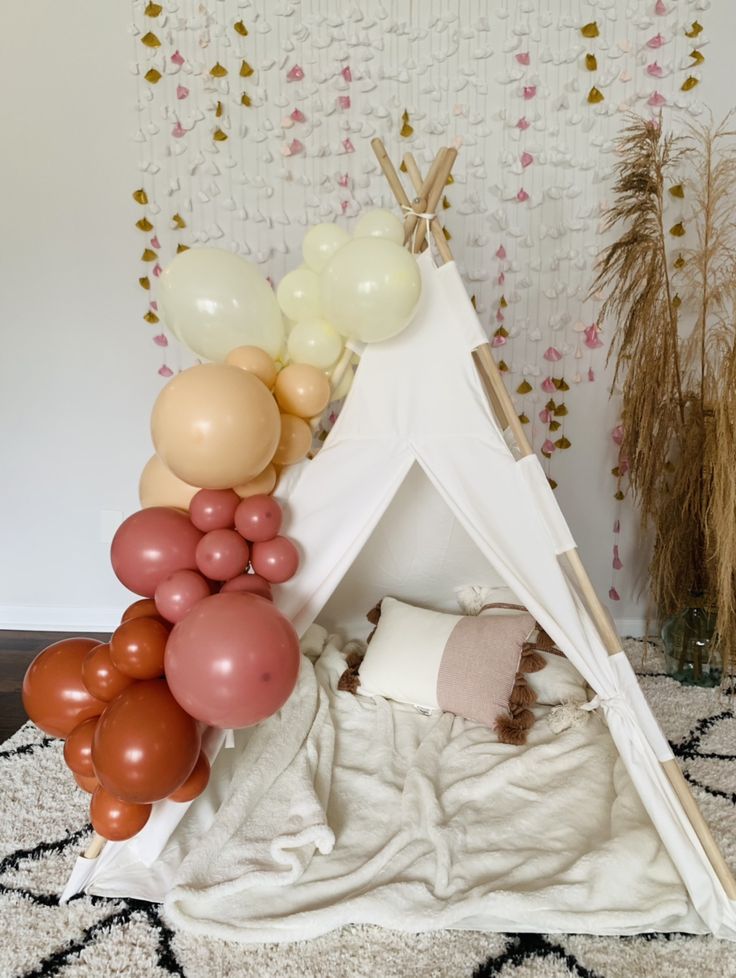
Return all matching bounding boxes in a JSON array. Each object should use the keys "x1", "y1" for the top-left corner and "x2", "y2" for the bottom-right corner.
[
  {"x1": 139, "y1": 454, "x2": 199, "y2": 510},
  {"x1": 274, "y1": 364, "x2": 331, "y2": 419},
  {"x1": 354, "y1": 208, "x2": 404, "y2": 244},
  {"x1": 225, "y1": 346, "x2": 277, "y2": 389},
  {"x1": 151, "y1": 364, "x2": 281, "y2": 490},
  {"x1": 276, "y1": 267, "x2": 322, "y2": 322},
  {"x1": 233, "y1": 464, "x2": 277, "y2": 499},
  {"x1": 272, "y1": 414, "x2": 312, "y2": 466},
  {"x1": 321, "y1": 237, "x2": 422, "y2": 343},
  {"x1": 159, "y1": 247, "x2": 284, "y2": 360},
  {"x1": 302, "y1": 223, "x2": 350, "y2": 273},
  {"x1": 286, "y1": 318, "x2": 343, "y2": 369}
]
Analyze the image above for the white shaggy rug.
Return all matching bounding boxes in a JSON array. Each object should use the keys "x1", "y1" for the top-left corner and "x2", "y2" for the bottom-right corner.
[{"x1": 2, "y1": 640, "x2": 734, "y2": 978}]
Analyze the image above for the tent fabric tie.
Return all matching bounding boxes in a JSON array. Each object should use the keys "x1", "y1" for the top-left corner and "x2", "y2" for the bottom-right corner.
[{"x1": 401, "y1": 204, "x2": 437, "y2": 254}]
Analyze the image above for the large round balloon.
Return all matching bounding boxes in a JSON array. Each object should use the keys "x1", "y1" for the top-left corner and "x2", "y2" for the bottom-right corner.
[
  {"x1": 302, "y1": 223, "x2": 350, "y2": 273},
  {"x1": 354, "y1": 208, "x2": 404, "y2": 244},
  {"x1": 276, "y1": 267, "x2": 322, "y2": 322},
  {"x1": 165, "y1": 593, "x2": 300, "y2": 728},
  {"x1": 151, "y1": 364, "x2": 281, "y2": 490},
  {"x1": 139, "y1": 454, "x2": 199, "y2": 510},
  {"x1": 321, "y1": 237, "x2": 421, "y2": 343},
  {"x1": 286, "y1": 318, "x2": 343, "y2": 369},
  {"x1": 23, "y1": 638, "x2": 106, "y2": 739},
  {"x1": 110, "y1": 507, "x2": 203, "y2": 597},
  {"x1": 92, "y1": 679, "x2": 201, "y2": 804},
  {"x1": 90, "y1": 786, "x2": 152, "y2": 841},
  {"x1": 274, "y1": 363, "x2": 331, "y2": 419},
  {"x1": 82, "y1": 643, "x2": 135, "y2": 702},
  {"x1": 159, "y1": 247, "x2": 284, "y2": 360}
]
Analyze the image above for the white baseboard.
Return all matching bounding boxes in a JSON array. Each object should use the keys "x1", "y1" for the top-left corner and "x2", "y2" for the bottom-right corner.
[{"x1": 0, "y1": 606, "x2": 122, "y2": 633}]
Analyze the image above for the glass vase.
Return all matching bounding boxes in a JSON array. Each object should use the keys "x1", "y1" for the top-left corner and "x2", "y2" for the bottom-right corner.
[{"x1": 661, "y1": 605, "x2": 721, "y2": 687}]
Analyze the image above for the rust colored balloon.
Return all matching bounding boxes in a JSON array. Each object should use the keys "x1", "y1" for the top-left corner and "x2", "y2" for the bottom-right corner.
[
  {"x1": 82, "y1": 643, "x2": 135, "y2": 702},
  {"x1": 63, "y1": 717, "x2": 98, "y2": 777},
  {"x1": 110, "y1": 507, "x2": 203, "y2": 598},
  {"x1": 168, "y1": 752, "x2": 211, "y2": 802},
  {"x1": 92, "y1": 679, "x2": 201, "y2": 804},
  {"x1": 121, "y1": 598, "x2": 170, "y2": 627},
  {"x1": 90, "y1": 786, "x2": 152, "y2": 841},
  {"x1": 74, "y1": 772, "x2": 99, "y2": 794},
  {"x1": 109, "y1": 617, "x2": 169, "y2": 680},
  {"x1": 22, "y1": 638, "x2": 106, "y2": 739}
]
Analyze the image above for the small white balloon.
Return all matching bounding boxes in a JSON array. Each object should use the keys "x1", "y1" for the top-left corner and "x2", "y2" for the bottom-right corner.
[
  {"x1": 354, "y1": 208, "x2": 404, "y2": 245},
  {"x1": 287, "y1": 317, "x2": 344, "y2": 369},
  {"x1": 276, "y1": 266, "x2": 322, "y2": 322},
  {"x1": 302, "y1": 223, "x2": 350, "y2": 273},
  {"x1": 321, "y1": 237, "x2": 422, "y2": 344}
]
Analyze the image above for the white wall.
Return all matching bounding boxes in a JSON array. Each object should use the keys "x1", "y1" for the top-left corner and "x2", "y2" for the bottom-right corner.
[{"x1": 1, "y1": 2, "x2": 734, "y2": 633}]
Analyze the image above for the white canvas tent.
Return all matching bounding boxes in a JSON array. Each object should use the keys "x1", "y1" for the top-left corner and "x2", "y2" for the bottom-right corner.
[{"x1": 62, "y1": 145, "x2": 736, "y2": 941}]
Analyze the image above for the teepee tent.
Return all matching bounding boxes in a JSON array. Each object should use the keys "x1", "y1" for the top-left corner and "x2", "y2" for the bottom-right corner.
[{"x1": 62, "y1": 143, "x2": 736, "y2": 941}]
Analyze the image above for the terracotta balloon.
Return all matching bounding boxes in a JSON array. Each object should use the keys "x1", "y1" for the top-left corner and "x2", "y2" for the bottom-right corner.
[
  {"x1": 155, "y1": 569, "x2": 211, "y2": 624},
  {"x1": 74, "y1": 772, "x2": 99, "y2": 794},
  {"x1": 82, "y1": 643, "x2": 135, "y2": 702},
  {"x1": 195, "y1": 529, "x2": 250, "y2": 581},
  {"x1": 234, "y1": 465, "x2": 277, "y2": 499},
  {"x1": 189, "y1": 488, "x2": 240, "y2": 532},
  {"x1": 165, "y1": 593, "x2": 300, "y2": 728},
  {"x1": 220, "y1": 573, "x2": 273, "y2": 601},
  {"x1": 63, "y1": 718, "x2": 98, "y2": 777},
  {"x1": 272, "y1": 414, "x2": 312, "y2": 466},
  {"x1": 139, "y1": 454, "x2": 198, "y2": 510},
  {"x1": 90, "y1": 786, "x2": 152, "y2": 841},
  {"x1": 121, "y1": 598, "x2": 168, "y2": 625},
  {"x1": 274, "y1": 363, "x2": 331, "y2": 419},
  {"x1": 151, "y1": 364, "x2": 281, "y2": 490},
  {"x1": 111, "y1": 507, "x2": 203, "y2": 598},
  {"x1": 23, "y1": 638, "x2": 106, "y2": 739},
  {"x1": 234, "y1": 494, "x2": 283, "y2": 543},
  {"x1": 168, "y1": 752, "x2": 211, "y2": 802},
  {"x1": 92, "y1": 679, "x2": 200, "y2": 804},
  {"x1": 250, "y1": 536, "x2": 300, "y2": 583},
  {"x1": 225, "y1": 345, "x2": 277, "y2": 388},
  {"x1": 110, "y1": 617, "x2": 169, "y2": 680}
]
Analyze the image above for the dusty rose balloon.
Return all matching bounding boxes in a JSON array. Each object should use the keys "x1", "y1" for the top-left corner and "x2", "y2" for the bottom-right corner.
[
  {"x1": 63, "y1": 718, "x2": 98, "y2": 777},
  {"x1": 274, "y1": 363, "x2": 331, "y2": 419},
  {"x1": 189, "y1": 488, "x2": 240, "y2": 532},
  {"x1": 23, "y1": 638, "x2": 107, "y2": 739},
  {"x1": 220, "y1": 573, "x2": 273, "y2": 601},
  {"x1": 250, "y1": 536, "x2": 300, "y2": 583},
  {"x1": 93, "y1": 679, "x2": 201, "y2": 804},
  {"x1": 165, "y1": 593, "x2": 300, "y2": 728},
  {"x1": 90, "y1": 786, "x2": 152, "y2": 841},
  {"x1": 82, "y1": 644, "x2": 136, "y2": 702},
  {"x1": 168, "y1": 752, "x2": 211, "y2": 802},
  {"x1": 110, "y1": 508, "x2": 203, "y2": 598},
  {"x1": 109, "y1": 617, "x2": 169, "y2": 680},
  {"x1": 195, "y1": 529, "x2": 250, "y2": 581},
  {"x1": 154, "y1": 569, "x2": 211, "y2": 624},
  {"x1": 74, "y1": 772, "x2": 99, "y2": 794},
  {"x1": 234, "y1": 494, "x2": 283, "y2": 543}
]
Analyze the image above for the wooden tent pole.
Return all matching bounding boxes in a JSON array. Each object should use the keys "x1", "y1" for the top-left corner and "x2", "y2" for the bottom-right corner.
[
  {"x1": 84, "y1": 833, "x2": 106, "y2": 860},
  {"x1": 369, "y1": 137, "x2": 412, "y2": 212},
  {"x1": 402, "y1": 153, "x2": 455, "y2": 264},
  {"x1": 412, "y1": 148, "x2": 458, "y2": 255},
  {"x1": 402, "y1": 149, "x2": 447, "y2": 246}
]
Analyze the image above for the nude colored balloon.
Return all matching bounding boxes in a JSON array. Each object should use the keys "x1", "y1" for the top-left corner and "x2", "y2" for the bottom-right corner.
[
  {"x1": 354, "y1": 208, "x2": 404, "y2": 245},
  {"x1": 154, "y1": 570, "x2": 211, "y2": 624},
  {"x1": 233, "y1": 465, "x2": 277, "y2": 499},
  {"x1": 321, "y1": 237, "x2": 421, "y2": 343},
  {"x1": 220, "y1": 573, "x2": 273, "y2": 601},
  {"x1": 189, "y1": 489, "x2": 240, "y2": 532},
  {"x1": 159, "y1": 247, "x2": 284, "y2": 360},
  {"x1": 82, "y1": 643, "x2": 136, "y2": 702},
  {"x1": 225, "y1": 345, "x2": 277, "y2": 389},
  {"x1": 234, "y1": 494, "x2": 283, "y2": 542},
  {"x1": 276, "y1": 267, "x2": 322, "y2": 322},
  {"x1": 195, "y1": 529, "x2": 250, "y2": 581},
  {"x1": 286, "y1": 317, "x2": 343, "y2": 369},
  {"x1": 64, "y1": 718, "x2": 98, "y2": 777},
  {"x1": 151, "y1": 364, "x2": 281, "y2": 490},
  {"x1": 168, "y1": 752, "x2": 210, "y2": 802},
  {"x1": 250, "y1": 536, "x2": 300, "y2": 583},
  {"x1": 23, "y1": 638, "x2": 106, "y2": 739},
  {"x1": 139, "y1": 454, "x2": 199, "y2": 510},
  {"x1": 272, "y1": 414, "x2": 312, "y2": 466},
  {"x1": 110, "y1": 617, "x2": 169, "y2": 680},
  {"x1": 302, "y1": 223, "x2": 350, "y2": 273},
  {"x1": 274, "y1": 363, "x2": 331, "y2": 419},
  {"x1": 90, "y1": 787, "x2": 152, "y2": 841}
]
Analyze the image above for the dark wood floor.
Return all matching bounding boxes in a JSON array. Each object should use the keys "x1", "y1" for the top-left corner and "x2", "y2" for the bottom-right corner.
[{"x1": 0, "y1": 631, "x2": 109, "y2": 743}]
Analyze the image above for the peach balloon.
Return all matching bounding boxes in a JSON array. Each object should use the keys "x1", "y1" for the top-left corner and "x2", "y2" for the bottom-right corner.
[
  {"x1": 139, "y1": 454, "x2": 199, "y2": 510},
  {"x1": 233, "y1": 464, "x2": 277, "y2": 499},
  {"x1": 274, "y1": 364, "x2": 331, "y2": 419},
  {"x1": 151, "y1": 364, "x2": 281, "y2": 490},
  {"x1": 225, "y1": 345, "x2": 277, "y2": 388},
  {"x1": 272, "y1": 414, "x2": 312, "y2": 466}
]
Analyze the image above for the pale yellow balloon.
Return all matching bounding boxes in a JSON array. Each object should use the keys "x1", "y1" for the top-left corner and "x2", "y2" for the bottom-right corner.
[
  {"x1": 151, "y1": 364, "x2": 281, "y2": 490},
  {"x1": 276, "y1": 267, "x2": 322, "y2": 322},
  {"x1": 274, "y1": 363, "x2": 331, "y2": 419},
  {"x1": 302, "y1": 223, "x2": 350, "y2": 273},
  {"x1": 331, "y1": 364, "x2": 354, "y2": 401},
  {"x1": 354, "y1": 208, "x2": 404, "y2": 245},
  {"x1": 321, "y1": 237, "x2": 421, "y2": 344},
  {"x1": 286, "y1": 317, "x2": 343, "y2": 369},
  {"x1": 160, "y1": 247, "x2": 284, "y2": 361},
  {"x1": 233, "y1": 464, "x2": 277, "y2": 499},
  {"x1": 225, "y1": 345, "x2": 277, "y2": 388},
  {"x1": 272, "y1": 414, "x2": 313, "y2": 466},
  {"x1": 139, "y1": 455, "x2": 199, "y2": 509}
]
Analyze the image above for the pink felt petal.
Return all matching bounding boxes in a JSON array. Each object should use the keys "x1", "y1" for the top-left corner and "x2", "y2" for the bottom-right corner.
[
  {"x1": 171, "y1": 50, "x2": 185, "y2": 66},
  {"x1": 495, "y1": 244, "x2": 507, "y2": 260},
  {"x1": 342, "y1": 138, "x2": 355, "y2": 153},
  {"x1": 172, "y1": 121, "x2": 187, "y2": 138},
  {"x1": 491, "y1": 335, "x2": 507, "y2": 348},
  {"x1": 612, "y1": 424, "x2": 624, "y2": 446},
  {"x1": 541, "y1": 377, "x2": 556, "y2": 393},
  {"x1": 521, "y1": 151, "x2": 534, "y2": 168},
  {"x1": 648, "y1": 91, "x2": 667, "y2": 106},
  {"x1": 515, "y1": 52, "x2": 530, "y2": 66},
  {"x1": 542, "y1": 438, "x2": 556, "y2": 454},
  {"x1": 543, "y1": 347, "x2": 562, "y2": 362},
  {"x1": 517, "y1": 116, "x2": 530, "y2": 130},
  {"x1": 290, "y1": 108, "x2": 306, "y2": 123},
  {"x1": 539, "y1": 409, "x2": 551, "y2": 424},
  {"x1": 287, "y1": 64, "x2": 305, "y2": 82},
  {"x1": 613, "y1": 519, "x2": 621, "y2": 534},
  {"x1": 522, "y1": 85, "x2": 537, "y2": 100},
  {"x1": 176, "y1": 85, "x2": 189, "y2": 100},
  {"x1": 646, "y1": 62, "x2": 664, "y2": 77},
  {"x1": 158, "y1": 364, "x2": 174, "y2": 377},
  {"x1": 587, "y1": 367, "x2": 595, "y2": 382},
  {"x1": 517, "y1": 188, "x2": 529, "y2": 202},
  {"x1": 647, "y1": 33, "x2": 665, "y2": 49},
  {"x1": 608, "y1": 586, "x2": 621, "y2": 601},
  {"x1": 153, "y1": 333, "x2": 168, "y2": 347},
  {"x1": 337, "y1": 95, "x2": 351, "y2": 110},
  {"x1": 342, "y1": 66, "x2": 352, "y2": 82},
  {"x1": 338, "y1": 173, "x2": 350, "y2": 187}
]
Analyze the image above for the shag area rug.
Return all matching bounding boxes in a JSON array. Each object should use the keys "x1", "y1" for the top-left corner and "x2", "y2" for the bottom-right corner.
[{"x1": 1, "y1": 640, "x2": 734, "y2": 978}]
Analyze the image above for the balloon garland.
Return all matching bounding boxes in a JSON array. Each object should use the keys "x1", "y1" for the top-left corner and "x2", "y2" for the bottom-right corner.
[{"x1": 22, "y1": 213, "x2": 421, "y2": 847}]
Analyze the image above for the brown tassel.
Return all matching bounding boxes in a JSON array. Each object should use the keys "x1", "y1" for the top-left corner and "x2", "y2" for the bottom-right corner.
[
  {"x1": 345, "y1": 649, "x2": 363, "y2": 669},
  {"x1": 510, "y1": 706, "x2": 535, "y2": 729},
  {"x1": 520, "y1": 648, "x2": 546, "y2": 673},
  {"x1": 366, "y1": 601, "x2": 383, "y2": 626},
  {"x1": 509, "y1": 674, "x2": 537, "y2": 708},
  {"x1": 338, "y1": 667, "x2": 361, "y2": 694},
  {"x1": 495, "y1": 712, "x2": 529, "y2": 746},
  {"x1": 534, "y1": 626, "x2": 556, "y2": 651}
]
